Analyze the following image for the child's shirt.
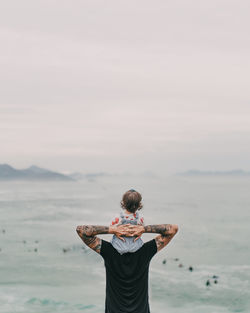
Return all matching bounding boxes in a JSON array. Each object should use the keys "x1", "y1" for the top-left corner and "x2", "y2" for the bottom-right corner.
[
  {"x1": 110, "y1": 209, "x2": 144, "y2": 254},
  {"x1": 111, "y1": 210, "x2": 145, "y2": 226}
]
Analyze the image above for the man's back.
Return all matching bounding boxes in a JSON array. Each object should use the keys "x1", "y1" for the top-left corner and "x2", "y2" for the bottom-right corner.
[
  {"x1": 100, "y1": 239, "x2": 157, "y2": 313},
  {"x1": 76, "y1": 223, "x2": 178, "y2": 312}
]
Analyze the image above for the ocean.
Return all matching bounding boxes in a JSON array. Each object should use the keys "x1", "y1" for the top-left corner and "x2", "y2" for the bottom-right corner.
[{"x1": 0, "y1": 175, "x2": 249, "y2": 313}]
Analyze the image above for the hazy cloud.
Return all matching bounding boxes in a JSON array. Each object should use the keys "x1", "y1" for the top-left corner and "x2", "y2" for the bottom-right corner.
[{"x1": 0, "y1": 0, "x2": 249, "y2": 174}]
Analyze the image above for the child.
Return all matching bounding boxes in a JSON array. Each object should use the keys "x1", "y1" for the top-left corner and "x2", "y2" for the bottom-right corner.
[{"x1": 110, "y1": 189, "x2": 145, "y2": 254}]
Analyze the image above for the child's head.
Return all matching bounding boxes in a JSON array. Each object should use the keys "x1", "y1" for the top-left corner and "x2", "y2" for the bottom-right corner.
[{"x1": 120, "y1": 189, "x2": 143, "y2": 213}]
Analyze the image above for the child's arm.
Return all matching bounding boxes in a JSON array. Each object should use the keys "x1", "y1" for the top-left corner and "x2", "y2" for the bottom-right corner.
[
  {"x1": 110, "y1": 214, "x2": 121, "y2": 226},
  {"x1": 137, "y1": 212, "x2": 145, "y2": 226}
]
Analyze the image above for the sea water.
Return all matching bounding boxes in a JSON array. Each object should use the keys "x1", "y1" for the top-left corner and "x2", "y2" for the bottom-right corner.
[{"x1": 0, "y1": 175, "x2": 249, "y2": 313}]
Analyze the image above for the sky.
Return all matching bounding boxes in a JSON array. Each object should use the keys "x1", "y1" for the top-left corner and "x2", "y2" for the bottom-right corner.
[{"x1": 0, "y1": 0, "x2": 249, "y2": 175}]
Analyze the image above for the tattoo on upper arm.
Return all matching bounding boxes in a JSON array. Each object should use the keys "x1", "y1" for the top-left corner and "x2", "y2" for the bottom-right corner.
[
  {"x1": 83, "y1": 236, "x2": 102, "y2": 253},
  {"x1": 151, "y1": 224, "x2": 178, "y2": 252},
  {"x1": 155, "y1": 234, "x2": 173, "y2": 251},
  {"x1": 155, "y1": 235, "x2": 165, "y2": 249},
  {"x1": 76, "y1": 225, "x2": 106, "y2": 254}
]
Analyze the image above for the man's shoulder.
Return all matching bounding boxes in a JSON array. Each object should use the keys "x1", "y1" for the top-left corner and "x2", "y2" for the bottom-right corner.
[
  {"x1": 139, "y1": 239, "x2": 157, "y2": 259},
  {"x1": 143, "y1": 238, "x2": 157, "y2": 249}
]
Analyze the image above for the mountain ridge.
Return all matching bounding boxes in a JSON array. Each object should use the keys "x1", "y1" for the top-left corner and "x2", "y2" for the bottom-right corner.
[
  {"x1": 0, "y1": 164, "x2": 75, "y2": 181},
  {"x1": 177, "y1": 169, "x2": 250, "y2": 176}
]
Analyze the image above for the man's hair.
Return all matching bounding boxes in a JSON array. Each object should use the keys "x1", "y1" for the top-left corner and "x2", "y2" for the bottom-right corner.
[{"x1": 120, "y1": 189, "x2": 143, "y2": 213}]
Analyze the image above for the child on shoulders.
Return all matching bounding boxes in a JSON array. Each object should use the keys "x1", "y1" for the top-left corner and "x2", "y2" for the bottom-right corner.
[{"x1": 110, "y1": 189, "x2": 144, "y2": 254}]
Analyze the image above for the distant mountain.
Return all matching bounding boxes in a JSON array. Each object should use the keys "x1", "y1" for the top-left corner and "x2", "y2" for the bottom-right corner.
[
  {"x1": 68, "y1": 172, "x2": 85, "y2": 180},
  {"x1": 0, "y1": 164, "x2": 75, "y2": 181},
  {"x1": 25, "y1": 165, "x2": 50, "y2": 174},
  {"x1": 177, "y1": 169, "x2": 250, "y2": 176}
]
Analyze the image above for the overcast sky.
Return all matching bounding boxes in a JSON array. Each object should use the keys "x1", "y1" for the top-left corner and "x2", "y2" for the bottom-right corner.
[{"x1": 0, "y1": 0, "x2": 249, "y2": 175}]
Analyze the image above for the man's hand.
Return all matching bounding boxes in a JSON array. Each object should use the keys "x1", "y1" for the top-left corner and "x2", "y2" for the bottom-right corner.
[
  {"x1": 110, "y1": 224, "x2": 139, "y2": 242},
  {"x1": 125, "y1": 224, "x2": 145, "y2": 242},
  {"x1": 111, "y1": 224, "x2": 145, "y2": 242}
]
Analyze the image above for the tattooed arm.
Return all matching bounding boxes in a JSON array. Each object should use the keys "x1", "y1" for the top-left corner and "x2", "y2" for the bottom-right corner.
[
  {"x1": 76, "y1": 224, "x2": 133, "y2": 254},
  {"x1": 144, "y1": 224, "x2": 178, "y2": 252},
  {"x1": 76, "y1": 225, "x2": 109, "y2": 254},
  {"x1": 126, "y1": 224, "x2": 178, "y2": 252}
]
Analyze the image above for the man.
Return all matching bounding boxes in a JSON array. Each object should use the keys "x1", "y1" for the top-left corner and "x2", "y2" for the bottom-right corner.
[{"x1": 76, "y1": 223, "x2": 178, "y2": 313}]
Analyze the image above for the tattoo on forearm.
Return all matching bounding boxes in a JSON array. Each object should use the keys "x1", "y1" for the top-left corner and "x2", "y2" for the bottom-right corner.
[
  {"x1": 76, "y1": 225, "x2": 109, "y2": 236},
  {"x1": 144, "y1": 224, "x2": 173, "y2": 237}
]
